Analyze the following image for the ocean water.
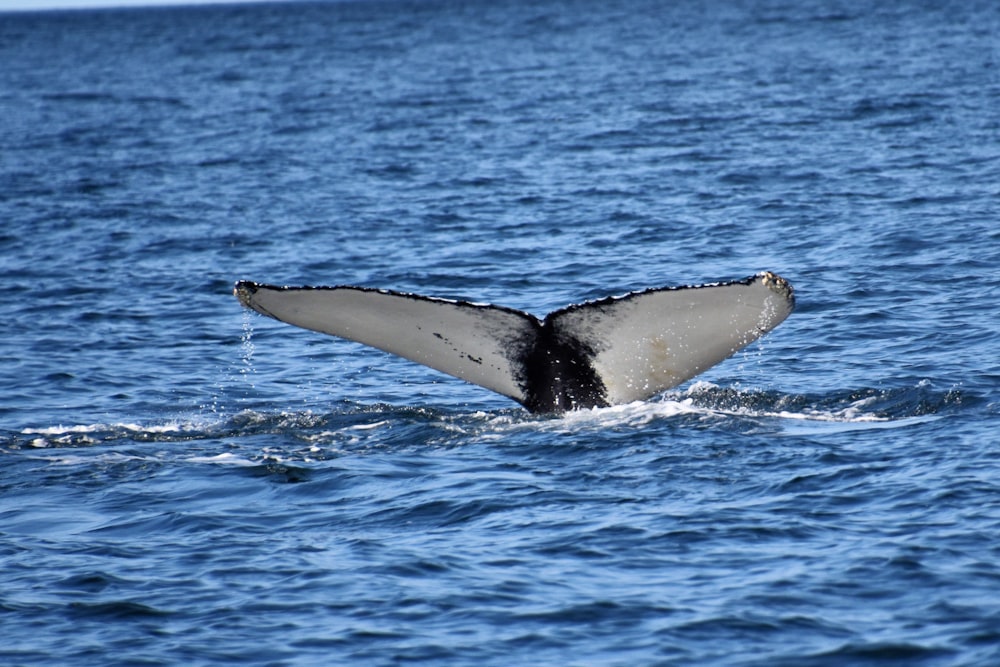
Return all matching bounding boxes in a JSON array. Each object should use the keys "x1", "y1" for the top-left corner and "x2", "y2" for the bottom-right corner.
[{"x1": 2, "y1": 0, "x2": 1000, "y2": 664}]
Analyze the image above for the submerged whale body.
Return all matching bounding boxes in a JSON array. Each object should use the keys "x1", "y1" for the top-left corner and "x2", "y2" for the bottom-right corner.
[{"x1": 234, "y1": 272, "x2": 794, "y2": 413}]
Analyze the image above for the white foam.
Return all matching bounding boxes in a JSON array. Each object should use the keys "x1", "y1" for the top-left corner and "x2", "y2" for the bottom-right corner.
[
  {"x1": 28, "y1": 451, "x2": 158, "y2": 466},
  {"x1": 520, "y1": 382, "x2": 910, "y2": 433},
  {"x1": 184, "y1": 452, "x2": 257, "y2": 466},
  {"x1": 22, "y1": 424, "x2": 113, "y2": 435},
  {"x1": 349, "y1": 420, "x2": 390, "y2": 431},
  {"x1": 21, "y1": 421, "x2": 207, "y2": 436},
  {"x1": 714, "y1": 398, "x2": 889, "y2": 424}
]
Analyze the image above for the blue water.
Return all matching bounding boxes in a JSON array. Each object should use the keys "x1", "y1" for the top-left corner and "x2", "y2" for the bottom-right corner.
[{"x1": 2, "y1": 0, "x2": 1000, "y2": 664}]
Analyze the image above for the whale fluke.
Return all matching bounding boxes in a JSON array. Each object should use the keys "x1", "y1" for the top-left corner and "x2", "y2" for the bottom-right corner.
[{"x1": 234, "y1": 272, "x2": 794, "y2": 413}]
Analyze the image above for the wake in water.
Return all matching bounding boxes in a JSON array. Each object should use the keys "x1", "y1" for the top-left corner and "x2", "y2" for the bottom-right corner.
[
  {"x1": 6, "y1": 380, "x2": 966, "y2": 454},
  {"x1": 680, "y1": 380, "x2": 959, "y2": 425},
  {"x1": 501, "y1": 380, "x2": 957, "y2": 436}
]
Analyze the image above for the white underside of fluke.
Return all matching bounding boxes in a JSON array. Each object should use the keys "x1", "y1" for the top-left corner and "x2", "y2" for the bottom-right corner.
[{"x1": 234, "y1": 272, "x2": 794, "y2": 413}]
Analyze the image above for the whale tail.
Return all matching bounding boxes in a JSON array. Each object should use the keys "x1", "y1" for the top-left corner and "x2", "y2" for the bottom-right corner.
[{"x1": 234, "y1": 272, "x2": 794, "y2": 413}]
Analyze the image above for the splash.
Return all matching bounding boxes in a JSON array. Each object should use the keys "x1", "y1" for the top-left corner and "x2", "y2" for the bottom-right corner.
[{"x1": 240, "y1": 310, "x2": 257, "y2": 385}]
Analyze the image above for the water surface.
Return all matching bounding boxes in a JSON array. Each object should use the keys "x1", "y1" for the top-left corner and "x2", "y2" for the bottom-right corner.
[{"x1": 2, "y1": 1, "x2": 999, "y2": 665}]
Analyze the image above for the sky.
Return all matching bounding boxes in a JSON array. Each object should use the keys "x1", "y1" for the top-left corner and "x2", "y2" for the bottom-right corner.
[{"x1": 0, "y1": 0, "x2": 279, "y2": 10}]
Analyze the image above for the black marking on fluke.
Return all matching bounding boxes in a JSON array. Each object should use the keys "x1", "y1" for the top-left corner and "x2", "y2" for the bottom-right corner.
[
  {"x1": 233, "y1": 273, "x2": 795, "y2": 414},
  {"x1": 518, "y1": 321, "x2": 608, "y2": 413}
]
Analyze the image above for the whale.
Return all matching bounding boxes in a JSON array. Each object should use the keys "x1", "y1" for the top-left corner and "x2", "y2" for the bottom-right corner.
[{"x1": 234, "y1": 271, "x2": 794, "y2": 413}]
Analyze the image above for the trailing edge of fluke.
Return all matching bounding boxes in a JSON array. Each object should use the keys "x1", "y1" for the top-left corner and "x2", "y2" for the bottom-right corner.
[{"x1": 234, "y1": 272, "x2": 794, "y2": 413}]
